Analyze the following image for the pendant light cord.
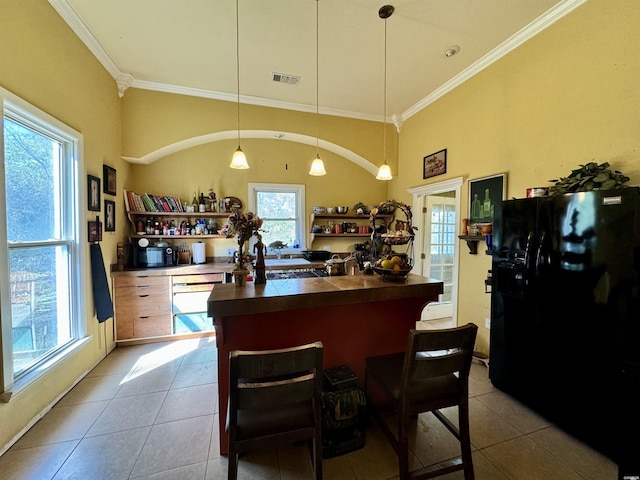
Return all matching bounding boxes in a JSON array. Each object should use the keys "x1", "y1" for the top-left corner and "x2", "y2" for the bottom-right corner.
[
  {"x1": 236, "y1": 0, "x2": 241, "y2": 146},
  {"x1": 383, "y1": 13, "x2": 387, "y2": 166},
  {"x1": 316, "y1": 0, "x2": 320, "y2": 155}
]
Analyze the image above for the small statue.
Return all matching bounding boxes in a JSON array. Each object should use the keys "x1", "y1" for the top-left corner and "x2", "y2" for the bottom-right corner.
[{"x1": 254, "y1": 235, "x2": 267, "y2": 284}]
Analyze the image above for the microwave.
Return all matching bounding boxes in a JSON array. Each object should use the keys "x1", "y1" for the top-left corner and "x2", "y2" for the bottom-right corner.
[{"x1": 133, "y1": 245, "x2": 175, "y2": 268}]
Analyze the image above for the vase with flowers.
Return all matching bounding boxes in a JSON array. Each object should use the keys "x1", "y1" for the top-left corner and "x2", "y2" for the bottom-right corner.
[{"x1": 221, "y1": 210, "x2": 264, "y2": 286}]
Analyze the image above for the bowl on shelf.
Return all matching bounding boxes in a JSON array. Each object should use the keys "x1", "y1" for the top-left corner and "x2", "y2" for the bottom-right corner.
[
  {"x1": 312, "y1": 206, "x2": 326, "y2": 214},
  {"x1": 335, "y1": 206, "x2": 349, "y2": 214},
  {"x1": 326, "y1": 207, "x2": 335, "y2": 214}
]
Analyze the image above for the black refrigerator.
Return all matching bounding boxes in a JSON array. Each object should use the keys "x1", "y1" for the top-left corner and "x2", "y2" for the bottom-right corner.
[{"x1": 490, "y1": 188, "x2": 640, "y2": 475}]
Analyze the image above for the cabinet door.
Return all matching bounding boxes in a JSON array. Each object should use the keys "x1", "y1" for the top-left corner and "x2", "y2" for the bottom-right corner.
[{"x1": 171, "y1": 273, "x2": 222, "y2": 334}]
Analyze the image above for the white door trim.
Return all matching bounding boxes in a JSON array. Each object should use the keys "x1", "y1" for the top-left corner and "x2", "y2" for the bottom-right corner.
[{"x1": 408, "y1": 177, "x2": 463, "y2": 325}]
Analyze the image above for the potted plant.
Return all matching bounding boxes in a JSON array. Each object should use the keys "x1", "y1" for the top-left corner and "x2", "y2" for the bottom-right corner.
[
  {"x1": 548, "y1": 161, "x2": 630, "y2": 195},
  {"x1": 268, "y1": 240, "x2": 288, "y2": 259}
]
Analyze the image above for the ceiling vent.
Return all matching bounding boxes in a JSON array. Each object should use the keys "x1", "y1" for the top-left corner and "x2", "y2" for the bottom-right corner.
[{"x1": 272, "y1": 72, "x2": 300, "y2": 85}]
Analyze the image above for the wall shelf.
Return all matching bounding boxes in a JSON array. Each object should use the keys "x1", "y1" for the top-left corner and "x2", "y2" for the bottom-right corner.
[{"x1": 458, "y1": 235, "x2": 486, "y2": 255}]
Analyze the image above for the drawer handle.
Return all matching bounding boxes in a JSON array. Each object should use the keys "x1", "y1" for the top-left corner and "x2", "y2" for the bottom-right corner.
[
  {"x1": 139, "y1": 316, "x2": 149, "y2": 319},
  {"x1": 137, "y1": 294, "x2": 150, "y2": 298}
]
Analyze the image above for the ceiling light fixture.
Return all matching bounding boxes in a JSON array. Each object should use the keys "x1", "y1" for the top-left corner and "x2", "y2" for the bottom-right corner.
[
  {"x1": 229, "y1": 0, "x2": 249, "y2": 169},
  {"x1": 443, "y1": 45, "x2": 460, "y2": 58},
  {"x1": 309, "y1": 0, "x2": 326, "y2": 176},
  {"x1": 376, "y1": 5, "x2": 394, "y2": 181}
]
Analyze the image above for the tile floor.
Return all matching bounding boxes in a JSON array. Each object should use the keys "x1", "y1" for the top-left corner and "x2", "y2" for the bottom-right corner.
[{"x1": 0, "y1": 332, "x2": 619, "y2": 479}]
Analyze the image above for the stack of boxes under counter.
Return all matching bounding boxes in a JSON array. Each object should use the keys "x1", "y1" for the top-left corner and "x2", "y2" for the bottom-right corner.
[{"x1": 321, "y1": 365, "x2": 367, "y2": 458}]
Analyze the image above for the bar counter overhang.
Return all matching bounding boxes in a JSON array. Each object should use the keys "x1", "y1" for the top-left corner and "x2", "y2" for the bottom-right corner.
[{"x1": 207, "y1": 273, "x2": 443, "y2": 454}]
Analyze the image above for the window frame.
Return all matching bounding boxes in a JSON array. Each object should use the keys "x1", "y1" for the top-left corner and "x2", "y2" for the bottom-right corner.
[
  {"x1": 0, "y1": 87, "x2": 87, "y2": 394},
  {"x1": 248, "y1": 183, "x2": 306, "y2": 253}
]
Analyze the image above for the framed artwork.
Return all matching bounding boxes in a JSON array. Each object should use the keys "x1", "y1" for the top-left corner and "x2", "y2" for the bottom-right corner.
[
  {"x1": 423, "y1": 149, "x2": 447, "y2": 179},
  {"x1": 88, "y1": 220, "x2": 103, "y2": 242},
  {"x1": 88, "y1": 175, "x2": 101, "y2": 211},
  {"x1": 104, "y1": 199, "x2": 115, "y2": 232},
  {"x1": 103, "y1": 165, "x2": 116, "y2": 196},
  {"x1": 468, "y1": 173, "x2": 506, "y2": 224}
]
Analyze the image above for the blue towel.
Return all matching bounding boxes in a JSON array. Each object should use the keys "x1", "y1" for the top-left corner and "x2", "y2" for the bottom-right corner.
[{"x1": 90, "y1": 243, "x2": 114, "y2": 323}]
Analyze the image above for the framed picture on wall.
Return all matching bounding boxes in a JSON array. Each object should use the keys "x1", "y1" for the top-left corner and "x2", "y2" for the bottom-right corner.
[
  {"x1": 104, "y1": 199, "x2": 115, "y2": 232},
  {"x1": 468, "y1": 173, "x2": 506, "y2": 224},
  {"x1": 103, "y1": 164, "x2": 116, "y2": 196},
  {"x1": 423, "y1": 149, "x2": 447, "y2": 179},
  {"x1": 88, "y1": 220, "x2": 102, "y2": 242},
  {"x1": 88, "y1": 175, "x2": 101, "y2": 211}
]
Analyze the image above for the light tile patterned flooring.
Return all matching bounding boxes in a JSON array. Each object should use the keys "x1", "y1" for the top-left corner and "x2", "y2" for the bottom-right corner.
[{"x1": 0, "y1": 329, "x2": 618, "y2": 479}]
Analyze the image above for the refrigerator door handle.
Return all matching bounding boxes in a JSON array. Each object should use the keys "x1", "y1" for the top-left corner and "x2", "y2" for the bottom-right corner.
[
  {"x1": 524, "y1": 231, "x2": 534, "y2": 270},
  {"x1": 535, "y1": 231, "x2": 546, "y2": 275}
]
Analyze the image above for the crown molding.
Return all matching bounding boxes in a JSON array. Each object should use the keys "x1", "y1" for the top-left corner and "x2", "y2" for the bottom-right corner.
[{"x1": 50, "y1": 0, "x2": 586, "y2": 122}]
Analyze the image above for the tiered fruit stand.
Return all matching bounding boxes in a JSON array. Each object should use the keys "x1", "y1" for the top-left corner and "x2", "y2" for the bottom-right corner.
[{"x1": 369, "y1": 200, "x2": 416, "y2": 281}]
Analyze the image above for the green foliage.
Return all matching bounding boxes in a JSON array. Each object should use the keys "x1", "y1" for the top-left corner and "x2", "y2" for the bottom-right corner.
[
  {"x1": 268, "y1": 240, "x2": 288, "y2": 250},
  {"x1": 548, "y1": 162, "x2": 630, "y2": 195}
]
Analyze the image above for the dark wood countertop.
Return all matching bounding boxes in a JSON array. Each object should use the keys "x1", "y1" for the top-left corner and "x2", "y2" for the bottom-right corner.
[{"x1": 207, "y1": 274, "x2": 443, "y2": 317}]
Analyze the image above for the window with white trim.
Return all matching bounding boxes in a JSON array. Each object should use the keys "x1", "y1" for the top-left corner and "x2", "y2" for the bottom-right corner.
[
  {"x1": 248, "y1": 183, "x2": 306, "y2": 253},
  {"x1": 1, "y1": 88, "x2": 84, "y2": 392}
]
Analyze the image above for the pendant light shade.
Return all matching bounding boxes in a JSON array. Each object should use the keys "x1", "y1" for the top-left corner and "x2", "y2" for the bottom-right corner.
[
  {"x1": 309, "y1": 0, "x2": 327, "y2": 176},
  {"x1": 309, "y1": 154, "x2": 327, "y2": 176},
  {"x1": 230, "y1": 0, "x2": 249, "y2": 170},
  {"x1": 230, "y1": 146, "x2": 249, "y2": 169},
  {"x1": 377, "y1": 5, "x2": 394, "y2": 181},
  {"x1": 376, "y1": 163, "x2": 392, "y2": 180}
]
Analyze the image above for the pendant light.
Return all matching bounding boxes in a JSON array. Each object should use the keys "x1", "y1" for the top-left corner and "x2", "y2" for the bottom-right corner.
[
  {"x1": 376, "y1": 5, "x2": 393, "y2": 181},
  {"x1": 309, "y1": 0, "x2": 327, "y2": 176},
  {"x1": 229, "y1": 0, "x2": 249, "y2": 169}
]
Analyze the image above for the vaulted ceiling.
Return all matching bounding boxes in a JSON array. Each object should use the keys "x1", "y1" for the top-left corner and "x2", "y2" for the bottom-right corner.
[{"x1": 50, "y1": 0, "x2": 582, "y2": 123}]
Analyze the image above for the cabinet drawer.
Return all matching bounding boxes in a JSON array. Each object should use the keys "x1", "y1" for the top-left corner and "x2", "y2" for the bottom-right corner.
[
  {"x1": 116, "y1": 317, "x2": 134, "y2": 340},
  {"x1": 114, "y1": 283, "x2": 170, "y2": 299},
  {"x1": 114, "y1": 275, "x2": 170, "y2": 288},
  {"x1": 172, "y1": 273, "x2": 223, "y2": 285},
  {"x1": 115, "y1": 293, "x2": 170, "y2": 318},
  {"x1": 134, "y1": 315, "x2": 172, "y2": 338}
]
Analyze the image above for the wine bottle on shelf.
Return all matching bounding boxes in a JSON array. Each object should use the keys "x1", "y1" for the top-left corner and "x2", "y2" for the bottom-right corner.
[
  {"x1": 191, "y1": 192, "x2": 198, "y2": 212},
  {"x1": 199, "y1": 193, "x2": 206, "y2": 213}
]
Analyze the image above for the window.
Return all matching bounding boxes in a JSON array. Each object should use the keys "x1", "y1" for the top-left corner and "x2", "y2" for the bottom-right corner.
[
  {"x1": 248, "y1": 183, "x2": 306, "y2": 252},
  {"x1": 1, "y1": 88, "x2": 84, "y2": 392}
]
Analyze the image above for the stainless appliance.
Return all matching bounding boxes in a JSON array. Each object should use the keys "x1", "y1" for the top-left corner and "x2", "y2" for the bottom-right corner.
[
  {"x1": 490, "y1": 188, "x2": 640, "y2": 474},
  {"x1": 266, "y1": 268, "x2": 328, "y2": 280},
  {"x1": 132, "y1": 245, "x2": 175, "y2": 268}
]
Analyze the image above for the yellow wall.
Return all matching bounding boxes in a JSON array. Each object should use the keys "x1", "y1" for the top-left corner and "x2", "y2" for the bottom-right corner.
[
  {"x1": 0, "y1": 0, "x2": 126, "y2": 450},
  {"x1": 391, "y1": 0, "x2": 640, "y2": 353},
  {"x1": 120, "y1": 89, "x2": 394, "y2": 254}
]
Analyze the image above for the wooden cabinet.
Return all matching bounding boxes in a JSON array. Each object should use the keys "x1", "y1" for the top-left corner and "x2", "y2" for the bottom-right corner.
[
  {"x1": 172, "y1": 273, "x2": 223, "y2": 335},
  {"x1": 113, "y1": 275, "x2": 172, "y2": 340},
  {"x1": 113, "y1": 269, "x2": 225, "y2": 343}
]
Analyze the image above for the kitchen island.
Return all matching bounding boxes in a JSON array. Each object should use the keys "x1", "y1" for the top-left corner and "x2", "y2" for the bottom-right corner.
[{"x1": 207, "y1": 273, "x2": 443, "y2": 454}]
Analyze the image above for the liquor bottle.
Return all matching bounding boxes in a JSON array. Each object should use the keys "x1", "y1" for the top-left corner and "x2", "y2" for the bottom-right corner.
[
  {"x1": 191, "y1": 191, "x2": 198, "y2": 211},
  {"x1": 199, "y1": 193, "x2": 206, "y2": 213}
]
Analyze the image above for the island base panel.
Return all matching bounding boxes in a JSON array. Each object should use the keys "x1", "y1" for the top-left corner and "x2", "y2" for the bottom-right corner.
[{"x1": 214, "y1": 296, "x2": 434, "y2": 454}]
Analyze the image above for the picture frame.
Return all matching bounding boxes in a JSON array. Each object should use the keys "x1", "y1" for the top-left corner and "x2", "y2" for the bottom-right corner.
[
  {"x1": 468, "y1": 173, "x2": 506, "y2": 224},
  {"x1": 423, "y1": 149, "x2": 447, "y2": 179},
  {"x1": 88, "y1": 220, "x2": 102, "y2": 242},
  {"x1": 88, "y1": 175, "x2": 101, "y2": 211},
  {"x1": 104, "y1": 199, "x2": 116, "y2": 232},
  {"x1": 103, "y1": 164, "x2": 116, "y2": 196}
]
